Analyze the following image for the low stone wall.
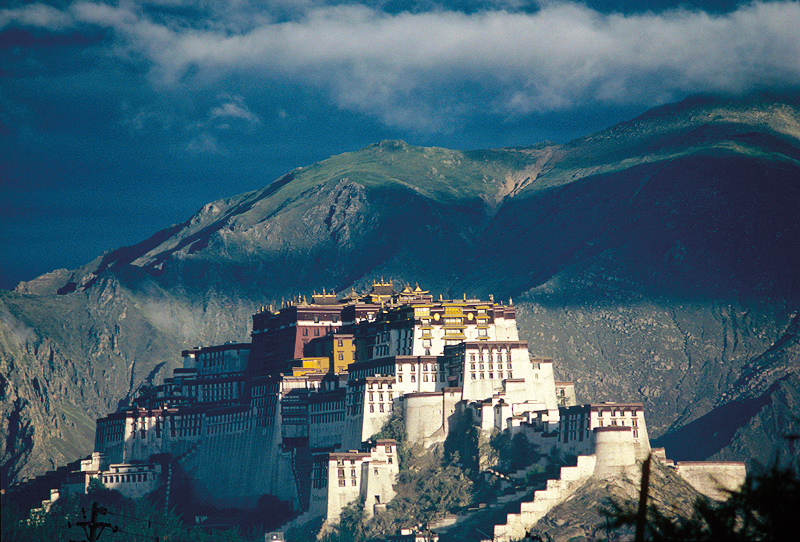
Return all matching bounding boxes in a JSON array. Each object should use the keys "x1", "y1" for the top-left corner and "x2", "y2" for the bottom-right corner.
[{"x1": 675, "y1": 461, "x2": 746, "y2": 501}]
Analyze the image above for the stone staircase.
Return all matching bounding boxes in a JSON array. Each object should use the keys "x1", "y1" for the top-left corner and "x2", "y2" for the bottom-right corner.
[
  {"x1": 493, "y1": 455, "x2": 597, "y2": 542},
  {"x1": 291, "y1": 446, "x2": 313, "y2": 511}
]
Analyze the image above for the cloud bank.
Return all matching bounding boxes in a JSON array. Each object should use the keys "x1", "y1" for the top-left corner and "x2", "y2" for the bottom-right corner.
[{"x1": 3, "y1": 1, "x2": 799, "y2": 131}]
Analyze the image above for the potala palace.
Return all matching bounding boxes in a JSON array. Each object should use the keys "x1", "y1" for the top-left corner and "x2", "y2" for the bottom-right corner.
[{"x1": 41, "y1": 281, "x2": 745, "y2": 538}]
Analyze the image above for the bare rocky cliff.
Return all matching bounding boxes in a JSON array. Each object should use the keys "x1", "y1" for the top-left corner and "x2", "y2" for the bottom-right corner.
[{"x1": 2, "y1": 93, "x2": 799, "y2": 488}]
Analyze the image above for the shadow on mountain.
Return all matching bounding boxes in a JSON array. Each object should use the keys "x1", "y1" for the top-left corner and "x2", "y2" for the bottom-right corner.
[
  {"x1": 652, "y1": 390, "x2": 773, "y2": 462},
  {"x1": 458, "y1": 152, "x2": 800, "y2": 305}
]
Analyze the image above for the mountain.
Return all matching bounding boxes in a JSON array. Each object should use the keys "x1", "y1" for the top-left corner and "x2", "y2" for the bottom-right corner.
[{"x1": 2, "y1": 93, "x2": 799, "y2": 489}]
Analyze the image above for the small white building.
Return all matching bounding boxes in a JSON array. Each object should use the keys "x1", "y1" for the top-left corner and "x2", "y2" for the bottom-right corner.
[
  {"x1": 60, "y1": 452, "x2": 161, "y2": 500},
  {"x1": 558, "y1": 402, "x2": 650, "y2": 460},
  {"x1": 308, "y1": 440, "x2": 400, "y2": 527}
]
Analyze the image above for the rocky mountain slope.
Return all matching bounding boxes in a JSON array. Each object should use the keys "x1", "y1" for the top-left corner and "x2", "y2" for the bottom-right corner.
[{"x1": 2, "y1": 93, "x2": 799, "y2": 488}]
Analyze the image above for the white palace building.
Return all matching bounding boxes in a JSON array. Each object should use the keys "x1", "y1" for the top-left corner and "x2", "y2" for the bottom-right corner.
[{"x1": 46, "y1": 281, "x2": 744, "y2": 534}]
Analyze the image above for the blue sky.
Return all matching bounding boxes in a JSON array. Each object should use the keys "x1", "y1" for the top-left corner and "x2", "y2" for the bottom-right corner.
[{"x1": 2, "y1": 1, "x2": 799, "y2": 289}]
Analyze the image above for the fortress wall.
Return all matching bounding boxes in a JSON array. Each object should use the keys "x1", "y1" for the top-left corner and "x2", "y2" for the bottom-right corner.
[
  {"x1": 404, "y1": 393, "x2": 446, "y2": 445},
  {"x1": 593, "y1": 427, "x2": 637, "y2": 479},
  {"x1": 530, "y1": 360, "x2": 559, "y2": 411},
  {"x1": 99, "y1": 441, "x2": 124, "y2": 465},
  {"x1": 342, "y1": 406, "x2": 365, "y2": 451},
  {"x1": 675, "y1": 461, "x2": 747, "y2": 501},
  {"x1": 310, "y1": 419, "x2": 344, "y2": 449},
  {"x1": 189, "y1": 423, "x2": 295, "y2": 508}
]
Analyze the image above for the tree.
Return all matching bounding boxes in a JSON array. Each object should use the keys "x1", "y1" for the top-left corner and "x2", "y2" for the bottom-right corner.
[{"x1": 372, "y1": 411, "x2": 410, "y2": 469}]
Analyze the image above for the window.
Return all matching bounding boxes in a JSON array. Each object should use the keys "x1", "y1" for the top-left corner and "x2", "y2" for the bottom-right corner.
[
  {"x1": 423, "y1": 374, "x2": 428, "y2": 382},
  {"x1": 338, "y1": 339, "x2": 343, "y2": 347},
  {"x1": 338, "y1": 353, "x2": 344, "y2": 360},
  {"x1": 303, "y1": 328, "x2": 308, "y2": 336},
  {"x1": 351, "y1": 468, "x2": 356, "y2": 477},
  {"x1": 471, "y1": 373, "x2": 476, "y2": 380},
  {"x1": 339, "y1": 479, "x2": 346, "y2": 487},
  {"x1": 314, "y1": 315, "x2": 320, "y2": 323},
  {"x1": 411, "y1": 375, "x2": 416, "y2": 382},
  {"x1": 370, "y1": 405, "x2": 374, "y2": 413},
  {"x1": 379, "y1": 404, "x2": 384, "y2": 412},
  {"x1": 352, "y1": 479, "x2": 357, "y2": 486}
]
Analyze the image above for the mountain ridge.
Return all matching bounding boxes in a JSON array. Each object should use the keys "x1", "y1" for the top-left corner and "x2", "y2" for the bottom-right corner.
[{"x1": 2, "y1": 93, "x2": 799, "y2": 488}]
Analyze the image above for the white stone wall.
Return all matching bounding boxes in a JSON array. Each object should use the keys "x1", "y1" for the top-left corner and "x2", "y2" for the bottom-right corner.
[
  {"x1": 559, "y1": 403, "x2": 650, "y2": 460},
  {"x1": 395, "y1": 357, "x2": 447, "y2": 394},
  {"x1": 460, "y1": 343, "x2": 530, "y2": 402},
  {"x1": 403, "y1": 390, "x2": 460, "y2": 446},
  {"x1": 675, "y1": 462, "x2": 747, "y2": 501},
  {"x1": 362, "y1": 440, "x2": 399, "y2": 518},
  {"x1": 593, "y1": 427, "x2": 637, "y2": 479},
  {"x1": 99, "y1": 463, "x2": 161, "y2": 499},
  {"x1": 589, "y1": 404, "x2": 649, "y2": 459},
  {"x1": 325, "y1": 452, "x2": 369, "y2": 525}
]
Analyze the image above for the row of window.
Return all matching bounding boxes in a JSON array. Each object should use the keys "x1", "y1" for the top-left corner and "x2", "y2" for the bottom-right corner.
[
  {"x1": 470, "y1": 372, "x2": 513, "y2": 380},
  {"x1": 103, "y1": 472, "x2": 148, "y2": 484},
  {"x1": 310, "y1": 400, "x2": 345, "y2": 412},
  {"x1": 468, "y1": 352, "x2": 512, "y2": 361},
  {"x1": 397, "y1": 363, "x2": 443, "y2": 372},
  {"x1": 311, "y1": 412, "x2": 344, "y2": 424},
  {"x1": 397, "y1": 373, "x2": 445, "y2": 383},
  {"x1": 470, "y1": 362, "x2": 511, "y2": 370},
  {"x1": 597, "y1": 409, "x2": 639, "y2": 417}
]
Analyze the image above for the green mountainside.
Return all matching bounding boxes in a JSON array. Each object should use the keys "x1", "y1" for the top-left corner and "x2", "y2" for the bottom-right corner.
[{"x1": 2, "y1": 93, "x2": 799, "y2": 489}]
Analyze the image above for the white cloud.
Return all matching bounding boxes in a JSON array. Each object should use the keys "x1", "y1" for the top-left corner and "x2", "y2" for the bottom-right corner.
[
  {"x1": 0, "y1": 3, "x2": 74, "y2": 30},
  {"x1": 209, "y1": 96, "x2": 260, "y2": 125},
  {"x1": 6, "y1": 1, "x2": 800, "y2": 132}
]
